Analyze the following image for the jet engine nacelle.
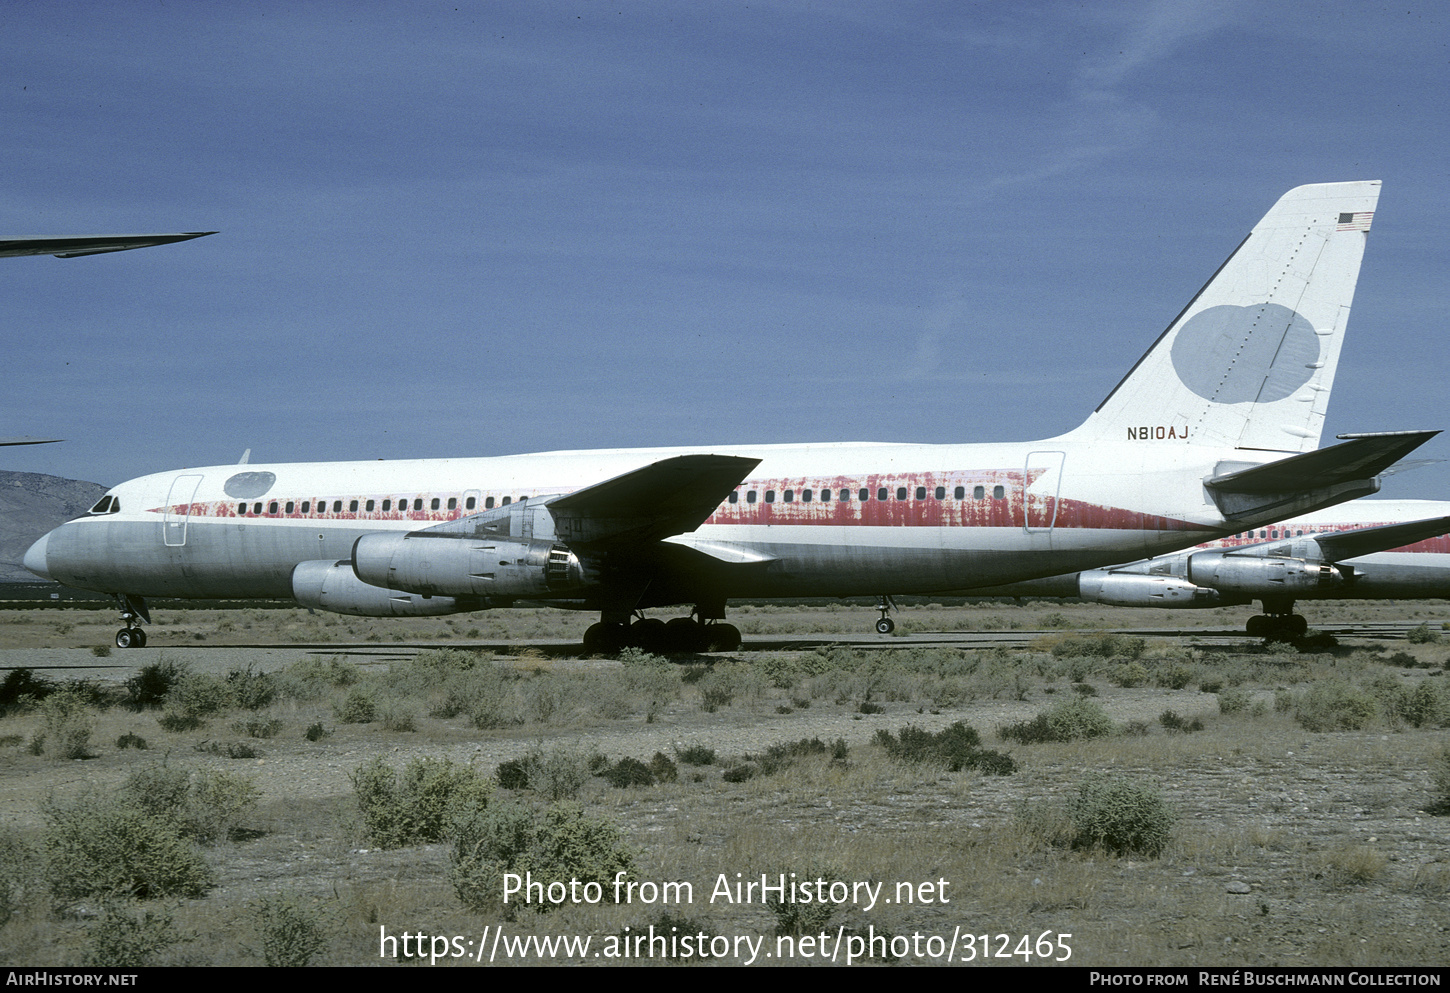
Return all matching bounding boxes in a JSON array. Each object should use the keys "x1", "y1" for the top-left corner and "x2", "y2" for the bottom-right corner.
[
  {"x1": 1186, "y1": 551, "x2": 1343, "y2": 594},
  {"x1": 291, "y1": 559, "x2": 484, "y2": 617},
  {"x1": 351, "y1": 532, "x2": 589, "y2": 599},
  {"x1": 1077, "y1": 570, "x2": 1231, "y2": 608}
]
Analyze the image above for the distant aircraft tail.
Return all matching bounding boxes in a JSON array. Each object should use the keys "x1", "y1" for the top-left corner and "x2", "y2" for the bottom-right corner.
[{"x1": 1075, "y1": 181, "x2": 1381, "y2": 453}]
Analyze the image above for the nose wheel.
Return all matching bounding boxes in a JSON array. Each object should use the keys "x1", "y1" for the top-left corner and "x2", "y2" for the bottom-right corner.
[
  {"x1": 112, "y1": 593, "x2": 151, "y2": 649},
  {"x1": 873, "y1": 594, "x2": 898, "y2": 634},
  {"x1": 115, "y1": 626, "x2": 148, "y2": 649}
]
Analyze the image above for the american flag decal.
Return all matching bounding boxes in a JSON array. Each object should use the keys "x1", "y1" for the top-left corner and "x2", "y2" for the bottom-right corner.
[{"x1": 1336, "y1": 211, "x2": 1373, "y2": 232}]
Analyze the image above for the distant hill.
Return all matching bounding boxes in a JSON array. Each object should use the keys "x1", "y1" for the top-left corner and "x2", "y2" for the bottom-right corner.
[{"x1": 0, "y1": 471, "x2": 108, "y2": 582}]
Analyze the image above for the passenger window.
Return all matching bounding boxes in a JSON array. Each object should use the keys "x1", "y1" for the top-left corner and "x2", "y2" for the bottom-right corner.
[
  {"x1": 801, "y1": 489, "x2": 812, "y2": 502},
  {"x1": 236, "y1": 503, "x2": 246, "y2": 515},
  {"x1": 992, "y1": 485, "x2": 1004, "y2": 499},
  {"x1": 465, "y1": 497, "x2": 476, "y2": 510},
  {"x1": 821, "y1": 489, "x2": 831, "y2": 501},
  {"x1": 431, "y1": 498, "x2": 440, "y2": 510},
  {"x1": 348, "y1": 500, "x2": 357, "y2": 512},
  {"x1": 301, "y1": 502, "x2": 310, "y2": 514},
  {"x1": 448, "y1": 497, "x2": 457, "y2": 510},
  {"x1": 501, "y1": 497, "x2": 511, "y2": 506},
  {"x1": 973, "y1": 486, "x2": 984, "y2": 500},
  {"x1": 765, "y1": 490, "x2": 775, "y2": 503},
  {"x1": 485, "y1": 497, "x2": 495, "y2": 509},
  {"x1": 285, "y1": 502, "x2": 295, "y2": 514},
  {"x1": 382, "y1": 500, "x2": 391, "y2": 512},
  {"x1": 333, "y1": 500, "x2": 342, "y2": 512},
  {"x1": 896, "y1": 487, "x2": 906, "y2": 500},
  {"x1": 954, "y1": 486, "x2": 964, "y2": 499},
  {"x1": 728, "y1": 492, "x2": 738, "y2": 504},
  {"x1": 934, "y1": 487, "x2": 945, "y2": 499},
  {"x1": 782, "y1": 490, "x2": 793, "y2": 503},
  {"x1": 915, "y1": 487, "x2": 926, "y2": 500},
  {"x1": 365, "y1": 500, "x2": 375, "y2": 512},
  {"x1": 860, "y1": 489, "x2": 869, "y2": 501},
  {"x1": 267, "y1": 501, "x2": 278, "y2": 514},
  {"x1": 746, "y1": 491, "x2": 757, "y2": 503},
  {"x1": 877, "y1": 488, "x2": 888, "y2": 501}
]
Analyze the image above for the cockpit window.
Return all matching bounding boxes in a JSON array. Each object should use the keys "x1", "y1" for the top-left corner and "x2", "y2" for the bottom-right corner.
[{"x1": 88, "y1": 495, "x2": 117, "y2": 515}]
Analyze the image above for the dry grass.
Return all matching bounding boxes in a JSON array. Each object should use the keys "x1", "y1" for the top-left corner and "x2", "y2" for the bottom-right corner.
[{"x1": 0, "y1": 600, "x2": 1448, "y2": 965}]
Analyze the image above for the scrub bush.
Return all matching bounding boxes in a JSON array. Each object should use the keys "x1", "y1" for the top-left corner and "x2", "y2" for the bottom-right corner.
[
  {"x1": 352, "y1": 756, "x2": 494, "y2": 849},
  {"x1": 120, "y1": 763, "x2": 259, "y2": 844},
  {"x1": 84, "y1": 905, "x2": 184, "y2": 966},
  {"x1": 1293, "y1": 680, "x2": 1380, "y2": 731},
  {"x1": 39, "y1": 688, "x2": 93, "y2": 759},
  {"x1": 124, "y1": 661, "x2": 183, "y2": 709},
  {"x1": 226, "y1": 665, "x2": 278, "y2": 710},
  {"x1": 674, "y1": 744, "x2": 716, "y2": 766},
  {"x1": 1431, "y1": 746, "x2": 1450, "y2": 808},
  {"x1": 0, "y1": 830, "x2": 35, "y2": 930},
  {"x1": 999, "y1": 697, "x2": 1115, "y2": 744},
  {"x1": 335, "y1": 688, "x2": 376, "y2": 724},
  {"x1": 253, "y1": 893, "x2": 328, "y2": 967},
  {"x1": 874, "y1": 722, "x2": 1014, "y2": 774},
  {"x1": 450, "y1": 800, "x2": 635, "y2": 916},
  {"x1": 43, "y1": 795, "x2": 213, "y2": 902},
  {"x1": 601, "y1": 756, "x2": 655, "y2": 788},
  {"x1": 1068, "y1": 774, "x2": 1175, "y2": 856}
]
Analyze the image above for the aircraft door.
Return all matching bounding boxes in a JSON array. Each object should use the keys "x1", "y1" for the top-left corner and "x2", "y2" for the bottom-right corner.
[
  {"x1": 1024, "y1": 452, "x2": 1065, "y2": 533},
  {"x1": 163, "y1": 475, "x2": 204, "y2": 547}
]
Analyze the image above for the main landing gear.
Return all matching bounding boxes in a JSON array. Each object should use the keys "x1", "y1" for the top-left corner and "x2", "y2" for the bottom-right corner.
[
  {"x1": 873, "y1": 594, "x2": 898, "y2": 635},
  {"x1": 113, "y1": 593, "x2": 150, "y2": 649},
  {"x1": 1245, "y1": 600, "x2": 1308, "y2": 642},
  {"x1": 583, "y1": 606, "x2": 742, "y2": 655}
]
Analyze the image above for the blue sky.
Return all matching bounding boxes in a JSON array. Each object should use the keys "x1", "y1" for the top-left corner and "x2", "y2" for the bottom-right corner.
[{"x1": 3, "y1": 2, "x2": 1447, "y2": 498}]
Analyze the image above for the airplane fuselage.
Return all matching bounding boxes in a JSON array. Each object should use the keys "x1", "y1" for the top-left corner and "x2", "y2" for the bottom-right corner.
[{"x1": 32, "y1": 434, "x2": 1285, "y2": 606}]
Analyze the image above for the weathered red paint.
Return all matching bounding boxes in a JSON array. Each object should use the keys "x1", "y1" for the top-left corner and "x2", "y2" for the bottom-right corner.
[{"x1": 151, "y1": 467, "x2": 1213, "y2": 535}]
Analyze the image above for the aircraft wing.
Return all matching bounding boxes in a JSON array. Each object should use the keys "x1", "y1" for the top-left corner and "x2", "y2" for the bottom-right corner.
[
  {"x1": 1219, "y1": 514, "x2": 1450, "y2": 563},
  {"x1": 417, "y1": 453, "x2": 761, "y2": 548},
  {"x1": 0, "y1": 232, "x2": 215, "y2": 259},
  {"x1": 545, "y1": 454, "x2": 760, "y2": 546},
  {"x1": 0, "y1": 437, "x2": 61, "y2": 447}
]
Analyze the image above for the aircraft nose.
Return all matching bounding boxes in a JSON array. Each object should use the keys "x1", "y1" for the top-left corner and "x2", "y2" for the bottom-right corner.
[{"x1": 23, "y1": 532, "x2": 51, "y2": 581}]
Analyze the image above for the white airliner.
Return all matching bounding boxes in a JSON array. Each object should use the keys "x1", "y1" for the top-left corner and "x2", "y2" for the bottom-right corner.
[
  {"x1": 22, "y1": 182, "x2": 1442, "y2": 651},
  {"x1": 963, "y1": 498, "x2": 1450, "y2": 639}
]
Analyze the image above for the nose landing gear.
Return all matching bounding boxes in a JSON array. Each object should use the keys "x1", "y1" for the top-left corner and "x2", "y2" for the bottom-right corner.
[
  {"x1": 113, "y1": 594, "x2": 150, "y2": 649},
  {"x1": 874, "y1": 594, "x2": 898, "y2": 635}
]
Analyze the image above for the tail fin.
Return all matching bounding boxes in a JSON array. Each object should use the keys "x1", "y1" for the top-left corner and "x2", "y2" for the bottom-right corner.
[{"x1": 1077, "y1": 181, "x2": 1381, "y2": 453}]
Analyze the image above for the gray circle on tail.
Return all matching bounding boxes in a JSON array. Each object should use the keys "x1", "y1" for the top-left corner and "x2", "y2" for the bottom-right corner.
[{"x1": 1170, "y1": 303, "x2": 1319, "y2": 404}]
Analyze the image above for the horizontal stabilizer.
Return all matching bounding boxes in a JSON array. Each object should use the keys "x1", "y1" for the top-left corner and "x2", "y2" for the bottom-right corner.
[
  {"x1": 548, "y1": 454, "x2": 760, "y2": 547},
  {"x1": 0, "y1": 436, "x2": 62, "y2": 447},
  {"x1": 1207, "y1": 431, "x2": 1440, "y2": 495},
  {"x1": 0, "y1": 232, "x2": 216, "y2": 259}
]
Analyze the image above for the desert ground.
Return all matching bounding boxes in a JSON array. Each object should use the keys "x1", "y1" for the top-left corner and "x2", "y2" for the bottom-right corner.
[{"x1": 0, "y1": 598, "x2": 1447, "y2": 968}]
